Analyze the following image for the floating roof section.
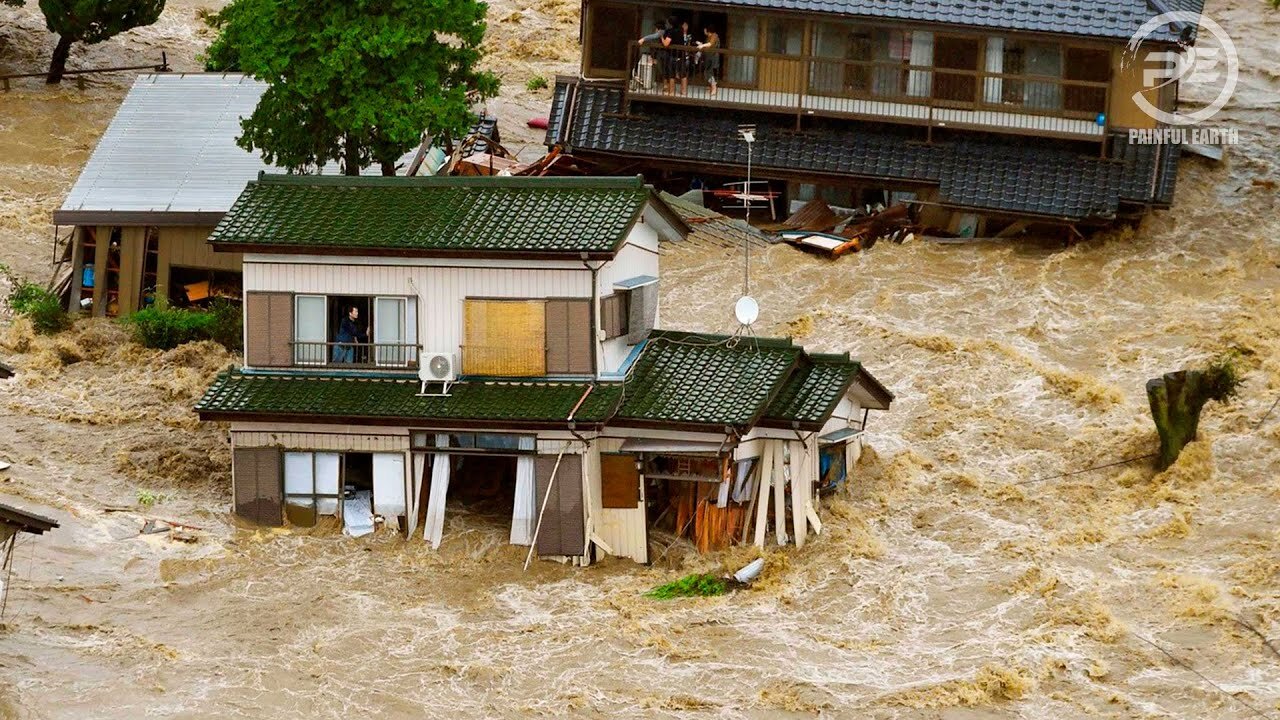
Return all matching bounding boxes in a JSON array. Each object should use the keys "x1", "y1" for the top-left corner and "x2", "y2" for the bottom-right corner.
[
  {"x1": 207, "y1": 174, "x2": 689, "y2": 258},
  {"x1": 53, "y1": 73, "x2": 416, "y2": 227},
  {"x1": 650, "y1": 0, "x2": 1203, "y2": 42},
  {"x1": 0, "y1": 501, "x2": 59, "y2": 535}
]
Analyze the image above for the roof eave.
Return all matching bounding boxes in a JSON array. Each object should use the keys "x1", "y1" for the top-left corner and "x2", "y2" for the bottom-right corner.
[
  {"x1": 196, "y1": 409, "x2": 612, "y2": 430},
  {"x1": 206, "y1": 243, "x2": 617, "y2": 261}
]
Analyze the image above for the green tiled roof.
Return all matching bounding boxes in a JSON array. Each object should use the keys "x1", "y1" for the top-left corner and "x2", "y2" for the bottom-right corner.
[
  {"x1": 614, "y1": 331, "x2": 802, "y2": 427},
  {"x1": 196, "y1": 333, "x2": 891, "y2": 430},
  {"x1": 208, "y1": 174, "x2": 655, "y2": 255},
  {"x1": 760, "y1": 353, "x2": 860, "y2": 428},
  {"x1": 196, "y1": 372, "x2": 622, "y2": 425}
]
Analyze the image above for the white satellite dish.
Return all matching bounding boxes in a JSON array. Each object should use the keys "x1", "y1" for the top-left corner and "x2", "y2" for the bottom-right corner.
[{"x1": 734, "y1": 295, "x2": 759, "y2": 326}]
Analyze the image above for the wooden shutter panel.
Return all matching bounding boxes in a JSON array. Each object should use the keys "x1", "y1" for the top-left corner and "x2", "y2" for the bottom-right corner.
[
  {"x1": 233, "y1": 448, "x2": 282, "y2": 526},
  {"x1": 601, "y1": 453, "x2": 641, "y2": 508},
  {"x1": 601, "y1": 293, "x2": 630, "y2": 340},
  {"x1": 566, "y1": 299, "x2": 592, "y2": 374},
  {"x1": 544, "y1": 299, "x2": 569, "y2": 374},
  {"x1": 626, "y1": 283, "x2": 657, "y2": 344},
  {"x1": 535, "y1": 454, "x2": 585, "y2": 556},
  {"x1": 245, "y1": 292, "x2": 294, "y2": 367}
]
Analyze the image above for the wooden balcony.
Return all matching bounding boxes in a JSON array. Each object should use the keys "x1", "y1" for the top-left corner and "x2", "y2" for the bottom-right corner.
[{"x1": 623, "y1": 44, "x2": 1110, "y2": 141}]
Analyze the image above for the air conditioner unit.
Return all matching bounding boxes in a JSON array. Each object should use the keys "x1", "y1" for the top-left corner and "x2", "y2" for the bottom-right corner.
[{"x1": 417, "y1": 351, "x2": 455, "y2": 396}]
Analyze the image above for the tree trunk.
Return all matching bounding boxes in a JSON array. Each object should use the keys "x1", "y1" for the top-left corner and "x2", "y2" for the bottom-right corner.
[
  {"x1": 47, "y1": 35, "x2": 74, "y2": 84},
  {"x1": 380, "y1": 159, "x2": 396, "y2": 176},
  {"x1": 1147, "y1": 370, "x2": 1211, "y2": 470},
  {"x1": 343, "y1": 134, "x2": 360, "y2": 176}
]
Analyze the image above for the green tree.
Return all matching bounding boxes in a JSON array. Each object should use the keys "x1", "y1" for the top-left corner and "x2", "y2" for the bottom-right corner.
[
  {"x1": 204, "y1": 0, "x2": 498, "y2": 176},
  {"x1": 38, "y1": 0, "x2": 166, "y2": 83}
]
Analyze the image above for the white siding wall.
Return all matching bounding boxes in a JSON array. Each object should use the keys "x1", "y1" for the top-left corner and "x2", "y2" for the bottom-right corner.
[
  {"x1": 587, "y1": 438, "x2": 648, "y2": 564},
  {"x1": 244, "y1": 258, "x2": 593, "y2": 368}
]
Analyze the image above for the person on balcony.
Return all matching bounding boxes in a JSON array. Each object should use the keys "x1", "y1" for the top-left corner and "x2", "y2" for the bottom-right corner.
[
  {"x1": 674, "y1": 19, "x2": 694, "y2": 96},
  {"x1": 332, "y1": 305, "x2": 367, "y2": 364},
  {"x1": 696, "y1": 27, "x2": 720, "y2": 97}
]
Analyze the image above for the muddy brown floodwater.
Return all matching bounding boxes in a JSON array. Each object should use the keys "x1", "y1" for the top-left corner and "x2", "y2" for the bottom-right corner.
[{"x1": 1, "y1": 0, "x2": 1278, "y2": 717}]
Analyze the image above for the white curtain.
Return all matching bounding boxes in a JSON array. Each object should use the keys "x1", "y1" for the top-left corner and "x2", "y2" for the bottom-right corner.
[
  {"x1": 984, "y1": 37, "x2": 1004, "y2": 104},
  {"x1": 907, "y1": 31, "x2": 933, "y2": 97},
  {"x1": 283, "y1": 452, "x2": 313, "y2": 509},
  {"x1": 731, "y1": 459, "x2": 755, "y2": 503},
  {"x1": 408, "y1": 451, "x2": 427, "y2": 538},
  {"x1": 509, "y1": 436, "x2": 538, "y2": 545},
  {"x1": 423, "y1": 435, "x2": 451, "y2": 548}
]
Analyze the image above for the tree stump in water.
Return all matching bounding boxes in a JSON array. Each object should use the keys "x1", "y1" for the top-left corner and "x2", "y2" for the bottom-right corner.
[{"x1": 1147, "y1": 366, "x2": 1238, "y2": 470}]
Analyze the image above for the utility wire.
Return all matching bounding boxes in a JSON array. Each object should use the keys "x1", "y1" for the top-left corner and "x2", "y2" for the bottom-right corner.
[
  {"x1": 1253, "y1": 395, "x2": 1280, "y2": 431},
  {"x1": 1018, "y1": 453, "x2": 1157, "y2": 486},
  {"x1": 1132, "y1": 632, "x2": 1277, "y2": 720}
]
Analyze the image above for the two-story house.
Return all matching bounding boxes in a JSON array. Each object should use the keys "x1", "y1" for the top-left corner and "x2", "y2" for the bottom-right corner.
[
  {"x1": 194, "y1": 174, "x2": 892, "y2": 564},
  {"x1": 547, "y1": 0, "x2": 1205, "y2": 232}
]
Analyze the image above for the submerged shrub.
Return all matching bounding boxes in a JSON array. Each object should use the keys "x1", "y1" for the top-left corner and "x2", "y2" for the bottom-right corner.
[
  {"x1": 646, "y1": 573, "x2": 727, "y2": 599},
  {"x1": 1, "y1": 263, "x2": 70, "y2": 335},
  {"x1": 526, "y1": 74, "x2": 548, "y2": 91},
  {"x1": 123, "y1": 306, "x2": 218, "y2": 350},
  {"x1": 206, "y1": 299, "x2": 243, "y2": 352}
]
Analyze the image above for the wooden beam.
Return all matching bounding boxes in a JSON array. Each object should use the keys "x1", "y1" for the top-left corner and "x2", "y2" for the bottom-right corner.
[
  {"x1": 154, "y1": 233, "x2": 171, "y2": 307},
  {"x1": 67, "y1": 227, "x2": 84, "y2": 313},
  {"x1": 753, "y1": 439, "x2": 773, "y2": 548},
  {"x1": 117, "y1": 226, "x2": 146, "y2": 315},
  {"x1": 91, "y1": 226, "x2": 109, "y2": 317}
]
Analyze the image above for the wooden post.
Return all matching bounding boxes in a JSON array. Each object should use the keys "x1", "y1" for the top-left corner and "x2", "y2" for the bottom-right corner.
[
  {"x1": 154, "y1": 232, "x2": 171, "y2": 307},
  {"x1": 91, "y1": 226, "x2": 110, "y2": 317},
  {"x1": 67, "y1": 227, "x2": 84, "y2": 313},
  {"x1": 753, "y1": 440, "x2": 773, "y2": 548},
  {"x1": 773, "y1": 440, "x2": 788, "y2": 546},
  {"x1": 117, "y1": 227, "x2": 145, "y2": 315},
  {"x1": 790, "y1": 439, "x2": 807, "y2": 548}
]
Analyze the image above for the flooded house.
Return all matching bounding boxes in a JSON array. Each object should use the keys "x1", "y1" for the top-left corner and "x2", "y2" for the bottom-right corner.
[
  {"x1": 547, "y1": 0, "x2": 1205, "y2": 233},
  {"x1": 52, "y1": 74, "x2": 265, "y2": 317},
  {"x1": 194, "y1": 174, "x2": 892, "y2": 564}
]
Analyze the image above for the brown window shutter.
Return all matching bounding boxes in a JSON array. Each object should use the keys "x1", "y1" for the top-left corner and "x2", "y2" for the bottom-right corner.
[
  {"x1": 601, "y1": 293, "x2": 630, "y2": 340},
  {"x1": 535, "y1": 454, "x2": 585, "y2": 556},
  {"x1": 566, "y1": 299, "x2": 592, "y2": 374},
  {"x1": 601, "y1": 453, "x2": 641, "y2": 508},
  {"x1": 233, "y1": 448, "x2": 282, "y2": 526},
  {"x1": 245, "y1": 292, "x2": 293, "y2": 367}
]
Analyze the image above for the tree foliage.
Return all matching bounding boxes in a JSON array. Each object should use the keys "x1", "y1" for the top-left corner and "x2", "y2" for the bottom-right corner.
[
  {"x1": 204, "y1": 0, "x2": 498, "y2": 176},
  {"x1": 38, "y1": 0, "x2": 166, "y2": 83}
]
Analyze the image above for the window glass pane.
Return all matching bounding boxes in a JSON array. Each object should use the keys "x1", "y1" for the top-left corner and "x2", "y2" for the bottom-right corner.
[
  {"x1": 726, "y1": 16, "x2": 758, "y2": 85},
  {"x1": 374, "y1": 297, "x2": 407, "y2": 366},
  {"x1": 295, "y1": 296, "x2": 327, "y2": 365},
  {"x1": 476, "y1": 434, "x2": 521, "y2": 450},
  {"x1": 284, "y1": 452, "x2": 314, "y2": 496}
]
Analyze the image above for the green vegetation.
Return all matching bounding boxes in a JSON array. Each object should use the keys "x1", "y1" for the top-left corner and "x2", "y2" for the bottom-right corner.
[
  {"x1": 136, "y1": 489, "x2": 165, "y2": 507},
  {"x1": 1, "y1": 263, "x2": 70, "y2": 335},
  {"x1": 203, "y1": 0, "x2": 498, "y2": 176},
  {"x1": 37, "y1": 0, "x2": 167, "y2": 83},
  {"x1": 122, "y1": 302, "x2": 242, "y2": 351},
  {"x1": 645, "y1": 573, "x2": 728, "y2": 599},
  {"x1": 526, "y1": 75, "x2": 548, "y2": 92},
  {"x1": 1147, "y1": 353, "x2": 1243, "y2": 470}
]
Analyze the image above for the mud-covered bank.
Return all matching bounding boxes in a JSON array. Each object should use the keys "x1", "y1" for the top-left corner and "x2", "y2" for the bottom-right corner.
[{"x1": 2, "y1": 0, "x2": 1279, "y2": 717}]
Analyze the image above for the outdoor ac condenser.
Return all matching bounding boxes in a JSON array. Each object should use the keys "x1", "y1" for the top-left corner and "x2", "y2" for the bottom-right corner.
[{"x1": 417, "y1": 351, "x2": 456, "y2": 396}]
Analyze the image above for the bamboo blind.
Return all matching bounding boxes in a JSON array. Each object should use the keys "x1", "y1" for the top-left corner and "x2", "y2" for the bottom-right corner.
[{"x1": 463, "y1": 299, "x2": 547, "y2": 376}]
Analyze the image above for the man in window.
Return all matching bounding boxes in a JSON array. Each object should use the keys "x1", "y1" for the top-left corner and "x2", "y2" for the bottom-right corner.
[{"x1": 332, "y1": 305, "x2": 367, "y2": 364}]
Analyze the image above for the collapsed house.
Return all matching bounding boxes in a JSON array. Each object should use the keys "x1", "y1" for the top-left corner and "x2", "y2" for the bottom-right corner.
[
  {"x1": 194, "y1": 174, "x2": 891, "y2": 563},
  {"x1": 549, "y1": 0, "x2": 1206, "y2": 233},
  {"x1": 0, "y1": 501, "x2": 59, "y2": 613}
]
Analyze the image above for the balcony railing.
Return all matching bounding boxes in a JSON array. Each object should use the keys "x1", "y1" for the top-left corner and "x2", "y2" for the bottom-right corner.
[
  {"x1": 291, "y1": 341, "x2": 420, "y2": 369},
  {"x1": 625, "y1": 43, "x2": 1110, "y2": 140}
]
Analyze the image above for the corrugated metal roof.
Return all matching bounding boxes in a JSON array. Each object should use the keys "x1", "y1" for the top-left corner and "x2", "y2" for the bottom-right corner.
[
  {"x1": 55, "y1": 73, "x2": 418, "y2": 224},
  {"x1": 57, "y1": 74, "x2": 273, "y2": 221}
]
